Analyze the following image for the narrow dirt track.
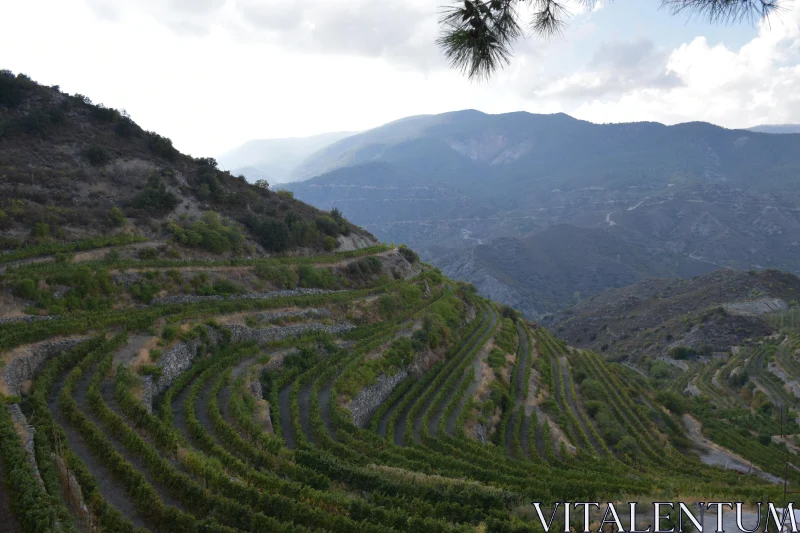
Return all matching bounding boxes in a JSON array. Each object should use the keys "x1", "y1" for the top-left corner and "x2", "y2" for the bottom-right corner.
[
  {"x1": 48, "y1": 369, "x2": 147, "y2": 529},
  {"x1": 504, "y1": 324, "x2": 530, "y2": 456},
  {"x1": 429, "y1": 308, "x2": 495, "y2": 437},
  {"x1": 278, "y1": 385, "x2": 297, "y2": 449},
  {"x1": 558, "y1": 356, "x2": 604, "y2": 454},
  {"x1": 75, "y1": 365, "x2": 188, "y2": 513},
  {"x1": 442, "y1": 308, "x2": 495, "y2": 437}
]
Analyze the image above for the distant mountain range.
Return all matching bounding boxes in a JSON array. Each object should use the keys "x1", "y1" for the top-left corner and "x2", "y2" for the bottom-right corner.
[
  {"x1": 749, "y1": 124, "x2": 800, "y2": 134},
  {"x1": 217, "y1": 131, "x2": 356, "y2": 184},
  {"x1": 281, "y1": 111, "x2": 800, "y2": 318}
]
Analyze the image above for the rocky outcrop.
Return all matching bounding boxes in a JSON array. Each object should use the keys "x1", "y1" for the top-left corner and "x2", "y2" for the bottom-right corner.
[
  {"x1": 347, "y1": 371, "x2": 408, "y2": 428},
  {"x1": 2, "y1": 339, "x2": 86, "y2": 396},
  {"x1": 684, "y1": 382, "x2": 702, "y2": 397},
  {"x1": 337, "y1": 233, "x2": 378, "y2": 252},
  {"x1": 151, "y1": 288, "x2": 334, "y2": 306},
  {"x1": 724, "y1": 297, "x2": 788, "y2": 316},
  {"x1": 112, "y1": 272, "x2": 141, "y2": 287},
  {"x1": 768, "y1": 361, "x2": 800, "y2": 399}
]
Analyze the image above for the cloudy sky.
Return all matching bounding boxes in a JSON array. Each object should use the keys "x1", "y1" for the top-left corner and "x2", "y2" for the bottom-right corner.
[{"x1": 2, "y1": 0, "x2": 799, "y2": 158}]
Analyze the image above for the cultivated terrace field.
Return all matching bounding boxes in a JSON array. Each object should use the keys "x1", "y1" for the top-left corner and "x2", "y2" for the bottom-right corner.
[{"x1": 2, "y1": 70, "x2": 800, "y2": 533}]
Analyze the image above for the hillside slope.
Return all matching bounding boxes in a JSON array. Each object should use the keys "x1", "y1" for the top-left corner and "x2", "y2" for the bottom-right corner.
[
  {"x1": 0, "y1": 70, "x2": 375, "y2": 261},
  {"x1": 4, "y1": 71, "x2": 800, "y2": 532},
  {"x1": 287, "y1": 111, "x2": 800, "y2": 315},
  {"x1": 549, "y1": 269, "x2": 800, "y2": 361}
]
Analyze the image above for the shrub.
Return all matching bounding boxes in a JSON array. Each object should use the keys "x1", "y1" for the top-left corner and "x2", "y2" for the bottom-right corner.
[
  {"x1": 0, "y1": 70, "x2": 24, "y2": 108},
  {"x1": 669, "y1": 346, "x2": 697, "y2": 360},
  {"x1": 14, "y1": 278, "x2": 38, "y2": 299},
  {"x1": 255, "y1": 264, "x2": 297, "y2": 289},
  {"x1": 138, "y1": 248, "x2": 158, "y2": 260},
  {"x1": 398, "y1": 244, "x2": 419, "y2": 264},
  {"x1": 323, "y1": 236, "x2": 337, "y2": 251},
  {"x1": 167, "y1": 212, "x2": 245, "y2": 254},
  {"x1": 109, "y1": 206, "x2": 126, "y2": 226},
  {"x1": 211, "y1": 279, "x2": 244, "y2": 295},
  {"x1": 257, "y1": 219, "x2": 290, "y2": 252},
  {"x1": 297, "y1": 265, "x2": 337, "y2": 289},
  {"x1": 83, "y1": 146, "x2": 111, "y2": 166},
  {"x1": 130, "y1": 176, "x2": 178, "y2": 215},
  {"x1": 162, "y1": 325, "x2": 178, "y2": 343},
  {"x1": 314, "y1": 216, "x2": 339, "y2": 237},
  {"x1": 137, "y1": 364, "x2": 163, "y2": 378},
  {"x1": 31, "y1": 222, "x2": 49, "y2": 240},
  {"x1": 655, "y1": 390, "x2": 688, "y2": 415},
  {"x1": 146, "y1": 131, "x2": 177, "y2": 160}
]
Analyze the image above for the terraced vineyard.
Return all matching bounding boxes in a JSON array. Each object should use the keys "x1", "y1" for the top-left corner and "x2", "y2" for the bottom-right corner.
[
  {"x1": 2, "y1": 235, "x2": 799, "y2": 533},
  {"x1": 2, "y1": 74, "x2": 800, "y2": 532}
]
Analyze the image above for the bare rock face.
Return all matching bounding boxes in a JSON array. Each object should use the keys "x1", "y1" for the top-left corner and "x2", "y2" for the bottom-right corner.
[
  {"x1": 684, "y1": 382, "x2": 702, "y2": 397},
  {"x1": 347, "y1": 371, "x2": 408, "y2": 428},
  {"x1": 724, "y1": 297, "x2": 788, "y2": 316},
  {"x1": 337, "y1": 233, "x2": 378, "y2": 252}
]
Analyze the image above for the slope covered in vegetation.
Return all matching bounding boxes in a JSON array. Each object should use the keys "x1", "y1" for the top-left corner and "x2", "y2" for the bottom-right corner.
[{"x1": 2, "y1": 72, "x2": 800, "y2": 533}]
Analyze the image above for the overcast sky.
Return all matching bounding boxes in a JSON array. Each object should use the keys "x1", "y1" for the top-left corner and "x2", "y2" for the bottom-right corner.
[{"x1": 2, "y1": 0, "x2": 799, "y2": 158}]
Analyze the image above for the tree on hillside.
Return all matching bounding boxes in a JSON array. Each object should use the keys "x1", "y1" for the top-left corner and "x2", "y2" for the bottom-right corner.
[{"x1": 438, "y1": 0, "x2": 780, "y2": 80}]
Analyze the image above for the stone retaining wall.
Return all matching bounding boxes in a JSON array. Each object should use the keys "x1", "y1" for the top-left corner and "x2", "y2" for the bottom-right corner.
[
  {"x1": 346, "y1": 371, "x2": 408, "y2": 428},
  {"x1": 151, "y1": 288, "x2": 334, "y2": 306},
  {"x1": 3, "y1": 339, "x2": 86, "y2": 396},
  {"x1": 7, "y1": 404, "x2": 45, "y2": 488}
]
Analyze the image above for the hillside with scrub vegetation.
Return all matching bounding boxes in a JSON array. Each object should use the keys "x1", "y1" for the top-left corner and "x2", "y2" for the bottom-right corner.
[{"x1": 3, "y1": 71, "x2": 800, "y2": 533}]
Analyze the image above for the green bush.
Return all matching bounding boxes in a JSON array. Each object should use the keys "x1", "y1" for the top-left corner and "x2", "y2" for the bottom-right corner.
[
  {"x1": 14, "y1": 278, "x2": 38, "y2": 299},
  {"x1": 138, "y1": 248, "x2": 158, "y2": 260},
  {"x1": 168, "y1": 212, "x2": 245, "y2": 254},
  {"x1": 398, "y1": 244, "x2": 419, "y2": 264},
  {"x1": 83, "y1": 145, "x2": 111, "y2": 166},
  {"x1": 130, "y1": 175, "x2": 178, "y2": 215},
  {"x1": 297, "y1": 265, "x2": 337, "y2": 289},
  {"x1": 255, "y1": 264, "x2": 298, "y2": 289},
  {"x1": 137, "y1": 364, "x2": 163, "y2": 378},
  {"x1": 314, "y1": 216, "x2": 340, "y2": 237},
  {"x1": 109, "y1": 206, "x2": 126, "y2": 226}
]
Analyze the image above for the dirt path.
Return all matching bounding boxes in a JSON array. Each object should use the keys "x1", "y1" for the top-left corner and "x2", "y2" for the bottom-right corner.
[
  {"x1": 441, "y1": 309, "x2": 495, "y2": 437},
  {"x1": 298, "y1": 381, "x2": 314, "y2": 444},
  {"x1": 75, "y1": 365, "x2": 188, "y2": 513},
  {"x1": 503, "y1": 324, "x2": 531, "y2": 455},
  {"x1": 558, "y1": 356, "x2": 604, "y2": 454},
  {"x1": 318, "y1": 374, "x2": 337, "y2": 440},
  {"x1": 683, "y1": 414, "x2": 782, "y2": 484},
  {"x1": 171, "y1": 373, "x2": 198, "y2": 446},
  {"x1": 429, "y1": 308, "x2": 495, "y2": 437},
  {"x1": 195, "y1": 374, "x2": 223, "y2": 447},
  {"x1": 48, "y1": 367, "x2": 148, "y2": 529},
  {"x1": 278, "y1": 384, "x2": 297, "y2": 449}
]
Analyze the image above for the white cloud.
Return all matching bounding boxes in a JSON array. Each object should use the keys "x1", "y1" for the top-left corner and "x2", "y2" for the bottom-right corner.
[
  {"x1": 546, "y1": 1, "x2": 800, "y2": 127},
  {"x1": 0, "y1": 0, "x2": 797, "y2": 161}
]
